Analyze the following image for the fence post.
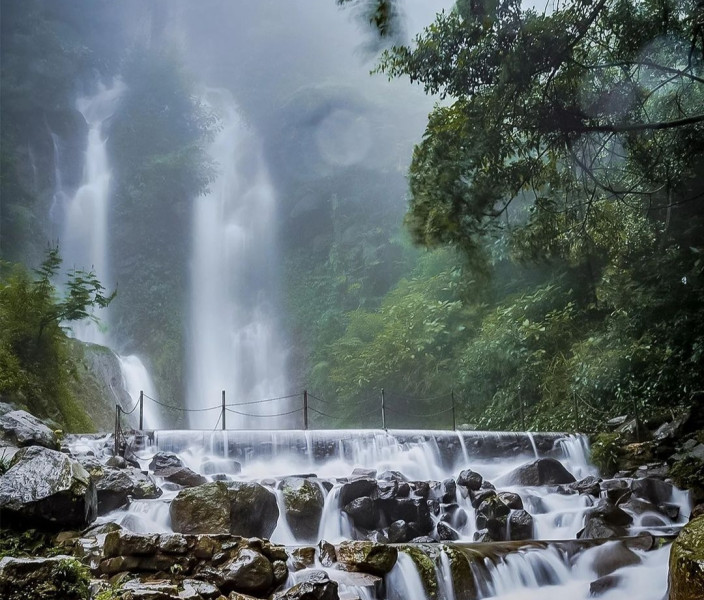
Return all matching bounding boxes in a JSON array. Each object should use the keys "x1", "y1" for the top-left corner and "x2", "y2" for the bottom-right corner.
[
  {"x1": 139, "y1": 390, "x2": 144, "y2": 430},
  {"x1": 114, "y1": 405, "x2": 121, "y2": 456},
  {"x1": 451, "y1": 390, "x2": 456, "y2": 431},
  {"x1": 222, "y1": 390, "x2": 226, "y2": 431},
  {"x1": 303, "y1": 390, "x2": 309, "y2": 430},
  {"x1": 381, "y1": 388, "x2": 386, "y2": 430}
]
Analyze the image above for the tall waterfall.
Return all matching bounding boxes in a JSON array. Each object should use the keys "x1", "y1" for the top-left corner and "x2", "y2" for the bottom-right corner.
[
  {"x1": 188, "y1": 90, "x2": 289, "y2": 429},
  {"x1": 58, "y1": 81, "x2": 161, "y2": 429}
]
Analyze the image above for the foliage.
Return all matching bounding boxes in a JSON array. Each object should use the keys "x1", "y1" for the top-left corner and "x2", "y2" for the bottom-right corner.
[
  {"x1": 0, "y1": 528, "x2": 61, "y2": 559},
  {"x1": 0, "y1": 247, "x2": 112, "y2": 429},
  {"x1": 590, "y1": 432, "x2": 622, "y2": 476}
]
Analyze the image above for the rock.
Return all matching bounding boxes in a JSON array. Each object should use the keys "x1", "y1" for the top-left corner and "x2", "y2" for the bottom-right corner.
[
  {"x1": 103, "y1": 531, "x2": 159, "y2": 558},
  {"x1": 441, "y1": 478, "x2": 457, "y2": 502},
  {"x1": 336, "y1": 541, "x2": 398, "y2": 576},
  {"x1": 436, "y1": 521, "x2": 459, "y2": 541},
  {"x1": 498, "y1": 491, "x2": 523, "y2": 510},
  {"x1": 508, "y1": 510, "x2": 534, "y2": 540},
  {"x1": 616, "y1": 418, "x2": 648, "y2": 442},
  {"x1": 569, "y1": 475, "x2": 601, "y2": 497},
  {"x1": 440, "y1": 504, "x2": 468, "y2": 530},
  {"x1": 580, "y1": 500, "x2": 632, "y2": 539},
  {"x1": 159, "y1": 534, "x2": 190, "y2": 555},
  {"x1": 343, "y1": 496, "x2": 379, "y2": 531},
  {"x1": 457, "y1": 469, "x2": 483, "y2": 491},
  {"x1": 0, "y1": 410, "x2": 59, "y2": 450},
  {"x1": 182, "y1": 579, "x2": 220, "y2": 599},
  {"x1": 631, "y1": 477, "x2": 673, "y2": 505},
  {"x1": 383, "y1": 496, "x2": 433, "y2": 535},
  {"x1": 589, "y1": 574, "x2": 622, "y2": 596},
  {"x1": 499, "y1": 457, "x2": 576, "y2": 486},
  {"x1": 91, "y1": 466, "x2": 161, "y2": 513},
  {"x1": 350, "y1": 467, "x2": 376, "y2": 480},
  {"x1": 282, "y1": 477, "x2": 325, "y2": 540},
  {"x1": 170, "y1": 481, "x2": 230, "y2": 534},
  {"x1": 106, "y1": 455, "x2": 127, "y2": 468},
  {"x1": 387, "y1": 520, "x2": 413, "y2": 543},
  {"x1": 589, "y1": 541, "x2": 641, "y2": 577},
  {"x1": 291, "y1": 547, "x2": 316, "y2": 570},
  {"x1": 606, "y1": 415, "x2": 628, "y2": 429},
  {"x1": 220, "y1": 548, "x2": 274, "y2": 596},
  {"x1": 157, "y1": 466, "x2": 207, "y2": 488},
  {"x1": 340, "y1": 478, "x2": 377, "y2": 506},
  {"x1": 669, "y1": 515, "x2": 704, "y2": 600},
  {"x1": 0, "y1": 446, "x2": 96, "y2": 529},
  {"x1": 148, "y1": 451, "x2": 183, "y2": 472},
  {"x1": 228, "y1": 482, "x2": 279, "y2": 539},
  {"x1": 0, "y1": 555, "x2": 89, "y2": 600},
  {"x1": 318, "y1": 540, "x2": 337, "y2": 567},
  {"x1": 273, "y1": 571, "x2": 338, "y2": 600},
  {"x1": 476, "y1": 495, "x2": 510, "y2": 540}
]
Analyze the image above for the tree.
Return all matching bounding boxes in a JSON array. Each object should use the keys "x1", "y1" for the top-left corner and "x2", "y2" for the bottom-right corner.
[
  {"x1": 0, "y1": 247, "x2": 114, "y2": 427},
  {"x1": 376, "y1": 0, "x2": 704, "y2": 261}
]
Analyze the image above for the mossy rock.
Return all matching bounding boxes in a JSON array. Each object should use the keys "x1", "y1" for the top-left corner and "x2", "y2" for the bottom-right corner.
[
  {"x1": 668, "y1": 515, "x2": 704, "y2": 600},
  {"x1": 399, "y1": 545, "x2": 438, "y2": 599},
  {"x1": 336, "y1": 541, "x2": 398, "y2": 576}
]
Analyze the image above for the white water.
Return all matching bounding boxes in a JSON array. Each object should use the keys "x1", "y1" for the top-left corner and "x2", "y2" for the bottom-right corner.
[
  {"x1": 57, "y1": 81, "x2": 161, "y2": 424},
  {"x1": 385, "y1": 552, "x2": 429, "y2": 600},
  {"x1": 188, "y1": 89, "x2": 289, "y2": 429}
]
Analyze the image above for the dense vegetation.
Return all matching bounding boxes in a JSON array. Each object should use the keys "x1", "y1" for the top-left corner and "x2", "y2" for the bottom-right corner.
[{"x1": 302, "y1": 0, "x2": 704, "y2": 429}]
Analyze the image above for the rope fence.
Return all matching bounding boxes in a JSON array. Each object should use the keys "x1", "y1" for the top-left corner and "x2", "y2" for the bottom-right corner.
[{"x1": 115, "y1": 387, "x2": 460, "y2": 440}]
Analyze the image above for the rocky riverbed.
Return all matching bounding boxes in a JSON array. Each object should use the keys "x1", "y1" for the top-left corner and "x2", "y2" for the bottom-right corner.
[{"x1": 1, "y1": 402, "x2": 703, "y2": 600}]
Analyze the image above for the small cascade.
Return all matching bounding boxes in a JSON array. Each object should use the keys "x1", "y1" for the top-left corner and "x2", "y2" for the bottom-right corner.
[
  {"x1": 118, "y1": 355, "x2": 162, "y2": 430},
  {"x1": 188, "y1": 89, "x2": 289, "y2": 429},
  {"x1": 385, "y1": 552, "x2": 429, "y2": 600}
]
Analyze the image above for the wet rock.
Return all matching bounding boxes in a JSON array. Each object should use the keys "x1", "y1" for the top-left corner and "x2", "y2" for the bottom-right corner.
[
  {"x1": 291, "y1": 547, "x2": 315, "y2": 570},
  {"x1": 90, "y1": 465, "x2": 162, "y2": 513},
  {"x1": 601, "y1": 479, "x2": 631, "y2": 504},
  {"x1": 0, "y1": 410, "x2": 59, "y2": 450},
  {"x1": 106, "y1": 455, "x2": 127, "y2": 468},
  {"x1": 499, "y1": 457, "x2": 576, "y2": 486},
  {"x1": 350, "y1": 467, "x2": 376, "y2": 480},
  {"x1": 377, "y1": 480, "x2": 399, "y2": 501},
  {"x1": 273, "y1": 570, "x2": 338, "y2": 600},
  {"x1": 378, "y1": 470, "x2": 409, "y2": 482},
  {"x1": 282, "y1": 477, "x2": 325, "y2": 540},
  {"x1": 457, "y1": 469, "x2": 483, "y2": 491},
  {"x1": 318, "y1": 540, "x2": 337, "y2": 567},
  {"x1": 476, "y1": 495, "x2": 510, "y2": 539},
  {"x1": 440, "y1": 503, "x2": 468, "y2": 530},
  {"x1": 157, "y1": 466, "x2": 207, "y2": 488},
  {"x1": 383, "y1": 496, "x2": 433, "y2": 535},
  {"x1": 228, "y1": 481, "x2": 279, "y2": 539},
  {"x1": 148, "y1": 451, "x2": 183, "y2": 472},
  {"x1": 159, "y1": 533, "x2": 190, "y2": 555},
  {"x1": 343, "y1": 496, "x2": 378, "y2": 531},
  {"x1": 103, "y1": 531, "x2": 159, "y2": 558},
  {"x1": 498, "y1": 491, "x2": 524, "y2": 510},
  {"x1": 631, "y1": 477, "x2": 673, "y2": 505},
  {"x1": 436, "y1": 521, "x2": 459, "y2": 541},
  {"x1": 569, "y1": 475, "x2": 601, "y2": 497},
  {"x1": 441, "y1": 478, "x2": 456, "y2": 502},
  {"x1": 336, "y1": 541, "x2": 398, "y2": 576},
  {"x1": 387, "y1": 520, "x2": 413, "y2": 543},
  {"x1": 0, "y1": 556, "x2": 89, "y2": 600},
  {"x1": 623, "y1": 532, "x2": 654, "y2": 552},
  {"x1": 170, "y1": 481, "x2": 230, "y2": 534},
  {"x1": 340, "y1": 478, "x2": 377, "y2": 506},
  {"x1": 182, "y1": 578, "x2": 220, "y2": 599},
  {"x1": 658, "y1": 502, "x2": 680, "y2": 520},
  {"x1": 590, "y1": 541, "x2": 641, "y2": 577},
  {"x1": 669, "y1": 515, "x2": 704, "y2": 600},
  {"x1": 0, "y1": 446, "x2": 96, "y2": 529},
  {"x1": 580, "y1": 500, "x2": 632, "y2": 539},
  {"x1": 508, "y1": 509, "x2": 534, "y2": 540},
  {"x1": 220, "y1": 548, "x2": 274, "y2": 596},
  {"x1": 589, "y1": 574, "x2": 622, "y2": 596}
]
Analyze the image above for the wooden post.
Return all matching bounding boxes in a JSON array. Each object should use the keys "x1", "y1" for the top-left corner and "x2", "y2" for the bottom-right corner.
[
  {"x1": 381, "y1": 388, "x2": 386, "y2": 430},
  {"x1": 139, "y1": 390, "x2": 144, "y2": 430},
  {"x1": 451, "y1": 390, "x2": 456, "y2": 431},
  {"x1": 222, "y1": 390, "x2": 226, "y2": 431},
  {"x1": 303, "y1": 390, "x2": 309, "y2": 430},
  {"x1": 114, "y1": 405, "x2": 121, "y2": 456}
]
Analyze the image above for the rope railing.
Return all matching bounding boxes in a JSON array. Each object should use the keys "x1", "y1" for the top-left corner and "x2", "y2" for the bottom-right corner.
[{"x1": 115, "y1": 387, "x2": 460, "y2": 442}]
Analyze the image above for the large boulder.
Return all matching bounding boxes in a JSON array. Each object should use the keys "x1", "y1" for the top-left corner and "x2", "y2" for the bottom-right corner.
[
  {"x1": 83, "y1": 464, "x2": 161, "y2": 514},
  {"x1": 0, "y1": 410, "x2": 59, "y2": 450},
  {"x1": 508, "y1": 509, "x2": 534, "y2": 540},
  {"x1": 343, "y1": 496, "x2": 379, "y2": 531},
  {"x1": 336, "y1": 541, "x2": 398, "y2": 576},
  {"x1": 0, "y1": 556, "x2": 89, "y2": 600},
  {"x1": 170, "y1": 481, "x2": 230, "y2": 534},
  {"x1": 157, "y1": 466, "x2": 207, "y2": 488},
  {"x1": 498, "y1": 458, "x2": 576, "y2": 486},
  {"x1": 589, "y1": 541, "x2": 641, "y2": 577},
  {"x1": 220, "y1": 548, "x2": 274, "y2": 596},
  {"x1": 228, "y1": 482, "x2": 279, "y2": 538},
  {"x1": 0, "y1": 446, "x2": 96, "y2": 529},
  {"x1": 274, "y1": 571, "x2": 338, "y2": 600},
  {"x1": 579, "y1": 500, "x2": 633, "y2": 539},
  {"x1": 282, "y1": 477, "x2": 325, "y2": 541},
  {"x1": 148, "y1": 451, "x2": 183, "y2": 472},
  {"x1": 669, "y1": 515, "x2": 704, "y2": 600}
]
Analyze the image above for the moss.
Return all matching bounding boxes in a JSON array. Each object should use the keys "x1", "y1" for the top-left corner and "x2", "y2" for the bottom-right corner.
[
  {"x1": 590, "y1": 433, "x2": 622, "y2": 476},
  {"x1": 399, "y1": 545, "x2": 438, "y2": 600},
  {"x1": 669, "y1": 516, "x2": 704, "y2": 600},
  {"x1": 443, "y1": 546, "x2": 475, "y2": 599}
]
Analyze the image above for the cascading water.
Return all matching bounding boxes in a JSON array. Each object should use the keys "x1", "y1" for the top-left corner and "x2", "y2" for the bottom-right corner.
[
  {"x1": 188, "y1": 89, "x2": 289, "y2": 429},
  {"x1": 56, "y1": 81, "x2": 161, "y2": 428}
]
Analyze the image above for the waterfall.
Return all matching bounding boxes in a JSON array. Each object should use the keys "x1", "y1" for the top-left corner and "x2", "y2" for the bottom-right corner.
[
  {"x1": 57, "y1": 80, "x2": 161, "y2": 428},
  {"x1": 188, "y1": 89, "x2": 289, "y2": 429}
]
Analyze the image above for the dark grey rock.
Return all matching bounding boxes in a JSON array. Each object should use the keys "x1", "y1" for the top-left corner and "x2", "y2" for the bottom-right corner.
[
  {"x1": 282, "y1": 477, "x2": 325, "y2": 541},
  {"x1": 0, "y1": 410, "x2": 59, "y2": 450},
  {"x1": 228, "y1": 481, "x2": 279, "y2": 539},
  {"x1": 220, "y1": 548, "x2": 274, "y2": 596},
  {"x1": 343, "y1": 496, "x2": 378, "y2": 531},
  {"x1": 508, "y1": 509, "x2": 534, "y2": 540},
  {"x1": 274, "y1": 570, "x2": 338, "y2": 600},
  {"x1": 499, "y1": 457, "x2": 576, "y2": 486}
]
